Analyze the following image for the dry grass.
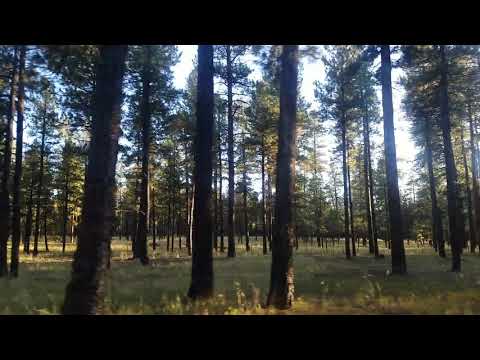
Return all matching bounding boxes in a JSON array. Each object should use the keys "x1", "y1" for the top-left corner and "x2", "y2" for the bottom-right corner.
[{"x1": 1, "y1": 237, "x2": 480, "y2": 314}]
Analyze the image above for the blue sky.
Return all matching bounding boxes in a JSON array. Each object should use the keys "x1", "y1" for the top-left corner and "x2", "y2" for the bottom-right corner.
[{"x1": 172, "y1": 45, "x2": 415, "y2": 194}]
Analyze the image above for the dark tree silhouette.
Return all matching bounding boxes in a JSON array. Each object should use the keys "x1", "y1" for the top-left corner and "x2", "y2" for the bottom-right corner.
[
  {"x1": 424, "y1": 114, "x2": 445, "y2": 257},
  {"x1": 62, "y1": 45, "x2": 128, "y2": 314},
  {"x1": 0, "y1": 47, "x2": 18, "y2": 277},
  {"x1": 61, "y1": 142, "x2": 71, "y2": 254},
  {"x1": 438, "y1": 45, "x2": 463, "y2": 272},
  {"x1": 135, "y1": 45, "x2": 152, "y2": 265},
  {"x1": 226, "y1": 45, "x2": 236, "y2": 258},
  {"x1": 360, "y1": 83, "x2": 379, "y2": 257},
  {"x1": 33, "y1": 92, "x2": 48, "y2": 257},
  {"x1": 380, "y1": 45, "x2": 406, "y2": 274},
  {"x1": 187, "y1": 45, "x2": 214, "y2": 300},
  {"x1": 261, "y1": 134, "x2": 267, "y2": 254},
  {"x1": 23, "y1": 163, "x2": 35, "y2": 254},
  {"x1": 468, "y1": 102, "x2": 480, "y2": 253},
  {"x1": 10, "y1": 45, "x2": 26, "y2": 277},
  {"x1": 341, "y1": 83, "x2": 351, "y2": 259},
  {"x1": 266, "y1": 45, "x2": 299, "y2": 309}
]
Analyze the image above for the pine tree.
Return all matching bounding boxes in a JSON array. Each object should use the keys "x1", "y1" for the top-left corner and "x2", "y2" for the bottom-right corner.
[
  {"x1": 266, "y1": 45, "x2": 299, "y2": 309},
  {"x1": 10, "y1": 45, "x2": 26, "y2": 276},
  {"x1": 63, "y1": 45, "x2": 128, "y2": 314},
  {"x1": 381, "y1": 45, "x2": 407, "y2": 274},
  {"x1": 188, "y1": 45, "x2": 214, "y2": 299}
]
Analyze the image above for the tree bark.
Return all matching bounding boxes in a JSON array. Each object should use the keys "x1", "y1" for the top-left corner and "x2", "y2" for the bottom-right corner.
[
  {"x1": 188, "y1": 183, "x2": 194, "y2": 256},
  {"x1": 185, "y1": 144, "x2": 191, "y2": 255},
  {"x1": 167, "y1": 188, "x2": 171, "y2": 252},
  {"x1": 151, "y1": 186, "x2": 156, "y2": 251},
  {"x1": 62, "y1": 175, "x2": 70, "y2": 253},
  {"x1": 33, "y1": 95, "x2": 48, "y2": 257},
  {"x1": 347, "y1": 161, "x2": 356, "y2": 257},
  {"x1": 23, "y1": 164, "x2": 35, "y2": 254},
  {"x1": 366, "y1": 120, "x2": 380, "y2": 257},
  {"x1": 266, "y1": 45, "x2": 298, "y2": 309},
  {"x1": 267, "y1": 170, "x2": 273, "y2": 251},
  {"x1": 62, "y1": 45, "x2": 128, "y2": 314},
  {"x1": 460, "y1": 122, "x2": 475, "y2": 253},
  {"x1": 361, "y1": 90, "x2": 375, "y2": 255},
  {"x1": 131, "y1": 159, "x2": 140, "y2": 255},
  {"x1": 218, "y1": 128, "x2": 224, "y2": 253},
  {"x1": 188, "y1": 45, "x2": 214, "y2": 299},
  {"x1": 0, "y1": 47, "x2": 18, "y2": 277},
  {"x1": 468, "y1": 102, "x2": 480, "y2": 253},
  {"x1": 10, "y1": 46, "x2": 26, "y2": 276},
  {"x1": 424, "y1": 116, "x2": 445, "y2": 257},
  {"x1": 43, "y1": 206, "x2": 49, "y2": 252},
  {"x1": 135, "y1": 45, "x2": 152, "y2": 265},
  {"x1": 213, "y1": 132, "x2": 218, "y2": 252},
  {"x1": 341, "y1": 84, "x2": 351, "y2": 260},
  {"x1": 226, "y1": 45, "x2": 236, "y2": 258},
  {"x1": 261, "y1": 135, "x2": 267, "y2": 254},
  {"x1": 381, "y1": 45, "x2": 407, "y2": 274},
  {"x1": 62, "y1": 147, "x2": 70, "y2": 254},
  {"x1": 313, "y1": 122, "x2": 322, "y2": 253},
  {"x1": 438, "y1": 45, "x2": 463, "y2": 272},
  {"x1": 242, "y1": 136, "x2": 250, "y2": 251}
]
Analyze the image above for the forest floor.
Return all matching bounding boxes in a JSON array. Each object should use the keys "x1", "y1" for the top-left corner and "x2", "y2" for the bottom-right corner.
[{"x1": 2, "y1": 237, "x2": 480, "y2": 314}]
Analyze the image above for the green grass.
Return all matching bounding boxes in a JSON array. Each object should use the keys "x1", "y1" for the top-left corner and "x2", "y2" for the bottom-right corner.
[{"x1": 2, "y1": 237, "x2": 480, "y2": 314}]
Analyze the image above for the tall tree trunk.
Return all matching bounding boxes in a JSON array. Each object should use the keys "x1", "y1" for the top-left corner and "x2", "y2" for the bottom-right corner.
[
  {"x1": 62, "y1": 164, "x2": 70, "y2": 254},
  {"x1": 62, "y1": 45, "x2": 128, "y2": 314},
  {"x1": 425, "y1": 117, "x2": 445, "y2": 257},
  {"x1": 381, "y1": 45, "x2": 406, "y2": 274},
  {"x1": 218, "y1": 129, "x2": 224, "y2": 253},
  {"x1": 438, "y1": 45, "x2": 463, "y2": 272},
  {"x1": 0, "y1": 47, "x2": 18, "y2": 277},
  {"x1": 242, "y1": 136, "x2": 250, "y2": 252},
  {"x1": 185, "y1": 146, "x2": 191, "y2": 255},
  {"x1": 70, "y1": 215, "x2": 75, "y2": 244},
  {"x1": 33, "y1": 95, "x2": 48, "y2": 257},
  {"x1": 475, "y1": 118, "x2": 480, "y2": 192},
  {"x1": 188, "y1": 183, "x2": 194, "y2": 256},
  {"x1": 267, "y1": 170, "x2": 273, "y2": 251},
  {"x1": 213, "y1": 133, "x2": 218, "y2": 252},
  {"x1": 171, "y1": 145, "x2": 177, "y2": 252},
  {"x1": 341, "y1": 85, "x2": 351, "y2": 259},
  {"x1": 361, "y1": 91, "x2": 375, "y2": 255},
  {"x1": 43, "y1": 206, "x2": 49, "y2": 252},
  {"x1": 171, "y1": 186, "x2": 176, "y2": 253},
  {"x1": 23, "y1": 164, "x2": 35, "y2": 254},
  {"x1": 151, "y1": 186, "x2": 156, "y2": 251},
  {"x1": 226, "y1": 45, "x2": 236, "y2": 258},
  {"x1": 460, "y1": 122, "x2": 475, "y2": 253},
  {"x1": 366, "y1": 121, "x2": 380, "y2": 257},
  {"x1": 188, "y1": 45, "x2": 214, "y2": 299},
  {"x1": 131, "y1": 159, "x2": 140, "y2": 256},
  {"x1": 333, "y1": 170, "x2": 339, "y2": 214},
  {"x1": 383, "y1": 182, "x2": 391, "y2": 249},
  {"x1": 135, "y1": 45, "x2": 152, "y2": 265},
  {"x1": 261, "y1": 135, "x2": 267, "y2": 254},
  {"x1": 167, "y1": 191, "x2": 171, "y2": 251},
  {"x1": 117, "y1": 189, "x2": 122, "y2": 241},
  {"x1": 468, "y1": 102, "x2": 480, "y2": 253},
  {"x1": 10, "y1": 46, "x2": 26, "y2": 276},
  {"x1": 266, "y1": 45, "x2": 298, "y2": 309},
  {"x1": 347, "y1": 161, "x2": 356, "y2": 257},
  {"x1": 177, "y1": 203, "x2": 182, "y2": 250},
  {"x1": 313, "y1": 122, "x2": 322, "y2": 252}
]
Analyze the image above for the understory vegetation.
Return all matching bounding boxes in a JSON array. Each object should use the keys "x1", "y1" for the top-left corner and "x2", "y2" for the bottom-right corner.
[{"x1": 2, "y1": 239, "x2": 479, "y2": 315}]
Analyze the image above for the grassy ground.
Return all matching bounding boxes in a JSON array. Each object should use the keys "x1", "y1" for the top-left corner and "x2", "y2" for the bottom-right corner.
[{"x1": 1, "y1": 236, "x2": 480, "y2": 314}]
